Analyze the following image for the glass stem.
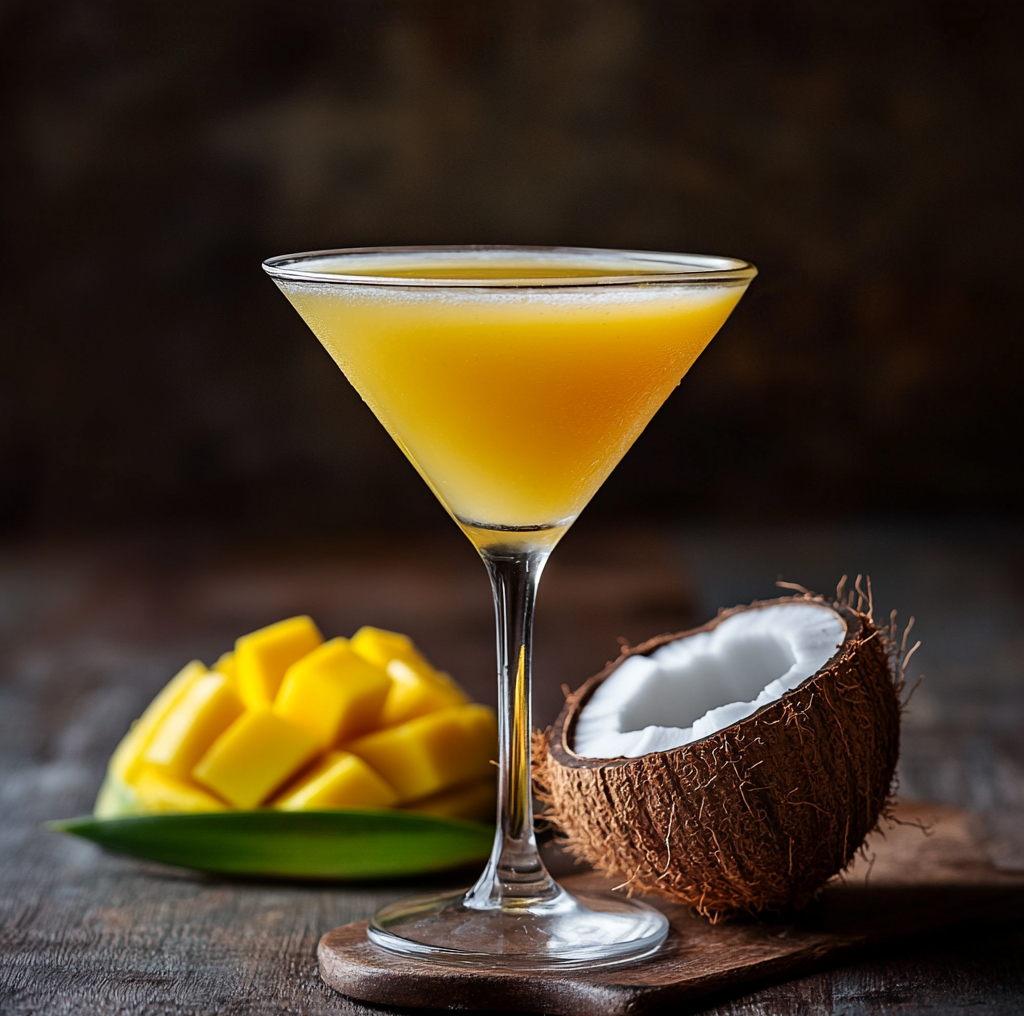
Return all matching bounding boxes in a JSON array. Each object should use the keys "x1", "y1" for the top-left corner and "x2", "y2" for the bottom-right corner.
[{"x1": 465, "y1": 544, "x2": 561, "y2": 910}]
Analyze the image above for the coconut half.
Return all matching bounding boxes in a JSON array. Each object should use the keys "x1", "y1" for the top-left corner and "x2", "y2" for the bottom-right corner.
[
  {"x1": 534, "y1": 591, "x2": 903, "y2": 921},
  {"x1": 573, "y1": 603, "x2": 848, "y2": 758}
]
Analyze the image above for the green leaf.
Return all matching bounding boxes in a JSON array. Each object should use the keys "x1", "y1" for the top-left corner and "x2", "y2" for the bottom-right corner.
[{"x1": 48, "y1": 809, "x2": 494, "y2": 879}]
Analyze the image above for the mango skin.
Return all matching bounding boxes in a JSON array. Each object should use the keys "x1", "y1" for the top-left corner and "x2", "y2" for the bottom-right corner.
[
  {"x1": 192, "y1": 708, "x2": 321, "y2": 809},
  {"x1": 344, "y1": 703, "x2": 497, "y2": 803},
  {"x1": 275, "y1": 638, "x2": 390, "y2": 746},
  {"x1": 93, "y1": 773, "x2": 143, "y2": 818},
  {"x1": 236, "y1": 615, "x2": 323, "y2": 709}
]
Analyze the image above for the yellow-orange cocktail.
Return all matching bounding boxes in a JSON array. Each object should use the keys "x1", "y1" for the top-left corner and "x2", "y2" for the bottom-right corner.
[
  {"x1": 264, "y1": 246, "x2": 755, "y2": 971},
  {"x1": 278, "y1": 254, "x2": 744, "y2": 545}
]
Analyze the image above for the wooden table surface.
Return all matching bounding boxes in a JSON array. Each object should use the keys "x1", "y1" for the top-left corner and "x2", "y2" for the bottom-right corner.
[{"x1": 2, "y1": 523, "x2": 1023, "y2": 1015}]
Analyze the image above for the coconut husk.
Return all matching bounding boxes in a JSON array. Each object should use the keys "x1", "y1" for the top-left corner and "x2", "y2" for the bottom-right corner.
[{"x1": 533, "y1": 591, "x2": 902, "y2": 922}]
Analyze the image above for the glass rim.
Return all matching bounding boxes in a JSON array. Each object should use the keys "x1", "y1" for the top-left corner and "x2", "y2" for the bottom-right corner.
[{"x1": 261, "y1": 244, "x2": 757, "y2": 288}]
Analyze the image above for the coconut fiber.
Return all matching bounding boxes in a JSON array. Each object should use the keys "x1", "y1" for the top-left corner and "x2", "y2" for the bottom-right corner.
[{"x1": 534, "y1": 591, "x2": 903, "y2": 922}]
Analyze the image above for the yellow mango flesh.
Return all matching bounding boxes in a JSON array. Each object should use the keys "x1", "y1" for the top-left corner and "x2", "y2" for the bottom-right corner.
[
  {"x1": 349, "y1": 626, "x2": 469, "y2": 726},
  {"x1": 273, "y1": 750, "x2": 398, "y2": 810},
  {"x1": 108, "y1": 660, "x2": 206, "y2": 784},
  {"x1": 142, "y1": 672, "x2": 244, "y2": 778},
  {"x1": 274, "y1": 638, "x2": 390, "y2": 746},
  {"x1": 192, "y1": 708, "x2": 321, "y2": 809},
  {"x1": 350, "y1": 626, "x2": 430, "y2": 671},
  {"x1": 98, "y1": 620, "x2": 498, "y2": 821},
  {"x1": 345, "y1": 703, "x2": 497, "y2": 803},
  {"x1": 401, "y1": 777, "x2": 497, "y2": 822},
  {"x1": 382, "y1": 659, "x2": 469, "y2": 727},
  {"x1": 212, "y1": 651, "x2": 237, "y2": 683},
  {"x1": 235, "y1": 615, "x2": 323, "y2": 709},
  {"x1": 133, "y1": 767, "x2": 227, "y2": 813}
]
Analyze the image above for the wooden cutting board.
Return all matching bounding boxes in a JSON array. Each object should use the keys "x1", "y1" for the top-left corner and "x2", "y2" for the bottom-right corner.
[{"x1": 318, "y1": 801, "x2": 1024, "y2": 1015}]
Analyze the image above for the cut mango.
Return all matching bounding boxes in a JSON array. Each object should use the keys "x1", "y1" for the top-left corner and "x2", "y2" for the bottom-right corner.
[
  {"x1": 143, "y1": 672, "x2": 244, "y2": 778},
  {"x1": 350, "y1": 626, "x2": 431, "y2": 671},
  {"x1": 108, "y1": 660, "x2": 206, "y2": 784},
  {"x1": 212, "y1": 651, "x2": 237, "y2": 683},
  {"x1": 345, "y1": 703, "x2": 497, "y2": 803},
  {"x1": 273, "y1": 751, "x2": 399, "y2": 811},
  {"x1": 99, "y1": 617, "x2": 497, "y2": 822},
  {"x1": 349, "y1": 626, "x2": 468, "y2": 726},
  {"x1": 133, "y1": 767, "x2": 227, "y2": 813},
  {"x1": 94, "y1": 773, "x2": 142, "y2": 818},
  {"x1": 235, "y1": 615, "x2": 323, "y2": 709},
  {"x1": 275, "y1": 638, "x2": 390, "y2": 746},
  {"x1": 401, "y1": 777, "x2": 497, "y2": 823},
  {"x1": 192, "y1": 708, "x2": 321, "y2": 809},
  {"x1": 380, "y1": 659, "x2": 469, "y2": 727}
]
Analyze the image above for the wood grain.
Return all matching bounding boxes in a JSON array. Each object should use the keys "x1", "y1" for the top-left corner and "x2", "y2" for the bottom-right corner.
[{"x1": 317, "y1": 801, "x2": 1024, "y2": 1016}]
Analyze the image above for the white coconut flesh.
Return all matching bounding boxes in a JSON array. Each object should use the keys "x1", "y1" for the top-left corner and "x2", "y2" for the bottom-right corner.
[{"x1": 572, "y1": 604, "x2": 847, "y2": 759}]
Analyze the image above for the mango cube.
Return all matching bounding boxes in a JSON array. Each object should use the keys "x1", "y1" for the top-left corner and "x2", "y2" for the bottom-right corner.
[
  {"x1": 143, "y1": 672, "x2": 244, "y2": 778},
  {"x1": 108, "y1": 660, "x2": 206, "y2": 784},
  {"x1": 100, "y1": 616, "x2": 496, "y2": 824},
  {"x1": 273, "y1": 751, "x2": 398, "y2": 811},
  {"x1": 380, "y1": 658, "x2": 469, "y2": 727},
  {"x1": 350, "y1": 625, "x2": 467, "y2": 726},
  {"x1": 192, "y1": 708, "x2": 321, "y2": 809},
  {"x1": 212, "y1": 651, "x2": 237, "y2": 683},
  {"x1": 274, "y1": 637, "x2": 390, "y2": 746},
  {"x1": 350, "y1": 626, "x2": 431, "y2": 671},
  {"x1": 345, "y1": 703, "x2": 497, "y2": 802},
  {"x1": 402, "y1": 777, "x2": 497, "y2": 823},
  {"x1": 133, "y1": 767, "x2": 227, "y2": 813},
  {"x1": 235, "y1": 615, "x2": 323, "y2": 709}
]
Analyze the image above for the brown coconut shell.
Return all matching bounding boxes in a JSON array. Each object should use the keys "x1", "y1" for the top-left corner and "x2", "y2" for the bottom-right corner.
[{"x1": 533, "y1": 593, "x2": 902, "y2": 922}]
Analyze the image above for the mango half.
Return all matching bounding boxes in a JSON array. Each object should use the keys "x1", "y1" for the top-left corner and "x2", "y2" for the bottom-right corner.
[{"x1": 97, "y1": 618, "x2": 496, "y2": 823}]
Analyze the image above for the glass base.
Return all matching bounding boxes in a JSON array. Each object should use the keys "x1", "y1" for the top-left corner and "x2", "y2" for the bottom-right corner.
[{"x1": 368, "y1": 883, "x2": 669, "y2": 970}]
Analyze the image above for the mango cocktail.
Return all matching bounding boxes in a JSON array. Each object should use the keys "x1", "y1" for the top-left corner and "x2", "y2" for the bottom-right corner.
[
  {"x1": 279, "y1": 255, "x2": 744, "y2": 542},
  {"x1": 264, "y1": 247, "x2": 755, "y2": 968}
]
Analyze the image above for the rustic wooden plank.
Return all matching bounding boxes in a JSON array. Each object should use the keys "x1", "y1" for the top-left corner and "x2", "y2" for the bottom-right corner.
[{"x1": 316, "y1": 802, "x2": 1024, "y2": 1016}]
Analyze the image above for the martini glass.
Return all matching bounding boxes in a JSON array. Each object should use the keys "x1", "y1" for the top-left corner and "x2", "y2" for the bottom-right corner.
[{"x1": 263, "y1": 246, "x2": 755, "y2": 969}]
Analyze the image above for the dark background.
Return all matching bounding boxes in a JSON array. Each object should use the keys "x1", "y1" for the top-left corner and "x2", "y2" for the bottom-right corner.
[{"x1": 1, "y1": 0, "x2": 1022, "y2": 538}]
